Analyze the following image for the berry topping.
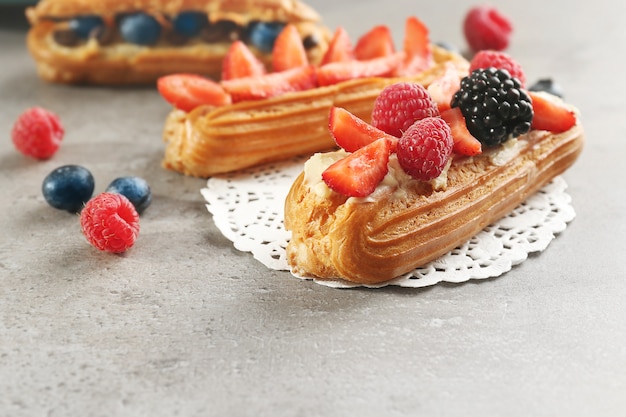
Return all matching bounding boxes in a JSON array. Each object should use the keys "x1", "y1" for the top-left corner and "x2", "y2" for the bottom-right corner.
[
  {"x1": 463, "y1": 5, "x2": 512, "y2": 52},
  {"x1": 248, "y1": 21, "x2": 285, "y2": 53},
  {"x1": 371, "y1": 82, "x2": 440, "y2": 138},
  {"x1": 528, "y1": 91, "x2": 577, "y2": 133},
  {"x1": 80, "y1": 193, "x2": 140, "y2": 253},
  {"x1": 119, "y1": 13, "x2": 161, "y2": 46},
  {"x1": 321, "y1": 27, "x2": 354, "y2": 65},
  {"x1": 528, "y1": 78, "x2": 564, "y2": 98},
  {"x1": 397, "y1": 16, "x2": 432, "y2": 76},
  {"x1": 329, "y1": 106, "x2": 398, "y2": 153},
  {"x1": 322, "y1": 138, "x2": 393, "y2": 198},
  {"x1": 11, "y1": 107, "x2": 64, "y2": 160},
  {"x1": 221, "y1": 65, "x2": 317, "y2": 102},
  {"x1": 272, "y1": 24, "x2": 308, "y2": 72},
  {"x1": 42, "y1": 165, "x2": 94, "y2": 213},
  {"x1": 354, "y1": 25, "x2": 395, "y2": 60},
  {"x1": 172, "y1": 11, "x2": 208, "y2": 37},
  {"x1": 222, "y1": 41, "x2": 266, "y2": 80},
  {"x1": 157, "y1": 74, "x2": 232, "y2": 112},
  {"x1": 396, "y1": 117, "x2": 453, "y2": 181},
  {"x1": 451, "y1": 67, "x2": 533, "y2": 147},
  {"x1": 440, "y1": 108, "x2": 482, "y2": 156},
  {"x1": 426, "y1": 63, "x2": 462, "y2": 113},
  {"x1": 105, "y1": 176, "x2": 152, "y2": 215},
  {"x1": 469, "y1": 50, "x2": 526, "y2": 87},
  {"x1": 68, "y1": 15, "x2": 104, "y2": 39},
  {"x1": 316, "y1": 53, "x2": 402, "y2": 87}
]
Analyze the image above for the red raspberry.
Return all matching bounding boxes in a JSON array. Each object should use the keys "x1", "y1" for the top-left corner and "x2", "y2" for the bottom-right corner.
[
  {"x1": 463, "y1": 5, "x2": 512, "y2": 52},
  {"x1": 371, "y1": 82, "x2": 440, "y2": 138},
  {"x1": 469, "y1": 50, "x2": 526, "y2": 87},
  {"x1": 80, "y1": 193, "x2": 140, "y2": 253},
  {"x1": 396, "y1": 117, "x2": 453, "y2": 181},
  {"x1": 11, "y1": 107, "x2": 64, "y2": 159}
]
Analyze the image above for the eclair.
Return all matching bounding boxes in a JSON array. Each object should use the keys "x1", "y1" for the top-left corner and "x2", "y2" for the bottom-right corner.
[
  {"x1": 285, "y1": 125, "x2": 584, "y2": 284},
  {"x1": 159, "y1": 17, "x2": 470, "y2": 177},
  {"x1": 283, "y1": 70, "x2": 584, "y2": 284},
  {"x1": 25, "y1": 0, "x2": 330, "y2": 84}
]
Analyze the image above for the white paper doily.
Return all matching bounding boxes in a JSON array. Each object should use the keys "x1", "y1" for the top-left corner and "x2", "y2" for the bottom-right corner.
[{"x1": 201, "y1": 156, "x2": 576, "y2": 289}]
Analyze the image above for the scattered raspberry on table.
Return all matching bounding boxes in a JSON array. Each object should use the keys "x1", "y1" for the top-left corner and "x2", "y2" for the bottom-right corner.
[
  {"x1": 463, "y1": 5, "x2": 512, "y2": 52},
  {"x1": 80, "y1": 192, "x2": 140, "y2": 253},
  {"x1": 11, "y1": 107, "x2": 64, "y2": 159}
]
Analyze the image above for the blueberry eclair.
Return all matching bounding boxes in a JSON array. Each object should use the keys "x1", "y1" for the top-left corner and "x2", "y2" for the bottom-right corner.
[{"x1": 25, "y1": 0, "x2": 331, "y2": 85}]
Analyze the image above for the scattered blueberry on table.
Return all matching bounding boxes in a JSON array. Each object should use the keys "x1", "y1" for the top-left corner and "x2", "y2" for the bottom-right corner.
[
  {"x1": 42, "y1": 165, "x2": 95, "y2": 213},
  {"x1": 105, "y1": 176, "x2": 152, "y2": 214},
  {"x1": 529, "y1": 78, "x2": 564, "y2": 98}
]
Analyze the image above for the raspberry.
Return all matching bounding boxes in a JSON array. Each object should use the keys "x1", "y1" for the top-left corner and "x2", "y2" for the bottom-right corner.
[
  {"x1": 80, "y1": 193, "x2": 140, "y2": 253},
  {"x1": 11, "y1": 107, "x2": 64, "y2": 159},
  {"x1": 396, "y1": 117, "x2": 453, "y2": 181},
  {"x1": 371, "y1": 82, "x2": 440, "y2": 138},
  {"x1": 469, "y1": 50, "x2": 526, "y2": 87},
  {"x1": 463, "y1": 5, "x2": 512, "y2": 52}
]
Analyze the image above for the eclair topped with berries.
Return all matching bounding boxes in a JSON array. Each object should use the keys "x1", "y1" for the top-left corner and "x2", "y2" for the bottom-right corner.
[
  {"x1": 158, "y1": 16, "x2": 470, "y2": 177},
  {"x1": 284, "y1": 52, "x2": 584, "y2": 285},
  {"x1": 25, "y1": 0, "x2": 330, "y2": 84}
]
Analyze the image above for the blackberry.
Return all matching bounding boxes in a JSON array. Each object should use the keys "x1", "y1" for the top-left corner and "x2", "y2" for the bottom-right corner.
[{"x1": 451, "y1": 67, "x2": 533, "y2": 147}]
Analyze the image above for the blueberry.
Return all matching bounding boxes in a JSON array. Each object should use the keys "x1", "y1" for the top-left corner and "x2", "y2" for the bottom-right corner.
[
  {"x1": 119, "y1": 13, "x2": 161, "y2": 46},
  {"x1": 172, "y1": 12, "x2": 208, "y2": 37},
  {"x1": 69, "y1": 15, "x2": 105, "y2": 39},
  {"x1": 42, "y1": 165, "x2": 95, "y2": 213},
  {"x1": 528, "y1": 78, "x2": 564, "y2": 98},
  {"x1": 435, "y1": 41, "x2": 459, "y2": 53},
  {"x1": 247, "y1": 21, "x2": 285, "y2": 53},
  {"x1": 105, "y1": 176, "x2": 152, "y2": 214}
]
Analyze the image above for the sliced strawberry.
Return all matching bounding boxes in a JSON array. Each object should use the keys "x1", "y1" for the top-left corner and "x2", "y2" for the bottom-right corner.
[
  {"x1": 427, "y1": 63, "x2": 462, "y2": 113},
  {"x1": 157, "y1": 74, "x2": 232, "y2": 112},
  {"x1": 397, "y1": 16, "x2": 433, "y2": 76},
  {"x1": 354, "y1": 25, "x2": 395, "y2": 60},
  {"x1": 321, "y1": 26, "x2": 354, "y2": 65},
  {"x1": 317, "y1": 53, "x2": 403, "y2": 87},
  {"x1": 221, "y1": 40, "x2": 266, "y2": 81},
  {"x1": 322, "y1": 137, "x2": 392, "y2": 197},
  {"x1": 528, "y1": 91, "x2": 577, "y2": 133},
  {"x1": 440, "y1": 108, "x2": 482, "y2": 156},
  {"x1": 329, "y1": 107, "x2": 398, "y2": 152},
  {"x1": 221, "y1": 65, "x2": 318, "y2": 102},
  {"x1": 272, "y1": 24, "x2": 309, "y2": 72}
]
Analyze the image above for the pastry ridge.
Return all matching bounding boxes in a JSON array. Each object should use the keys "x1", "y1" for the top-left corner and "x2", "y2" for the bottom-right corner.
[{"x1": 284, "y1": 123, "x2": 585, "y2": 285}]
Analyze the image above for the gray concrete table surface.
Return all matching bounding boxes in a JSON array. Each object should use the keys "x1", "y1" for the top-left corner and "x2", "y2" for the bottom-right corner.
[{"x1": 1, "y1": 1, "x2": 625, "y2": 416}]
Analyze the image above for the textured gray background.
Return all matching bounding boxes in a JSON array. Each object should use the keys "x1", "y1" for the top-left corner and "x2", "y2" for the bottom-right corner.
[{"x1": 1, "y1": 1, "x2": 625, "y2": 416}]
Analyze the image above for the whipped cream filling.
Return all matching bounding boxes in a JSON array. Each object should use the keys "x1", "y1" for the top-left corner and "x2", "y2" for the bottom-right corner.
[{"x1": 488, "y1": 137, "x2": 526, "y2": 166}]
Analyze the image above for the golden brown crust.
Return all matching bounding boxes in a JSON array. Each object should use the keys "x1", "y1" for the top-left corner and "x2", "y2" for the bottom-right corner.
[
  {"x1": 27, "y1": 0, "x2": 320, "y2": 24},
  {"x1": 25, "y1": 0, "x2": 329, "y2": 84},
  {"x1": 284, "y1": 124, "x2": 585, "y2": 285},
  {"x1": 162, "y1": 46, "x2": 469, "y2": 177}
]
